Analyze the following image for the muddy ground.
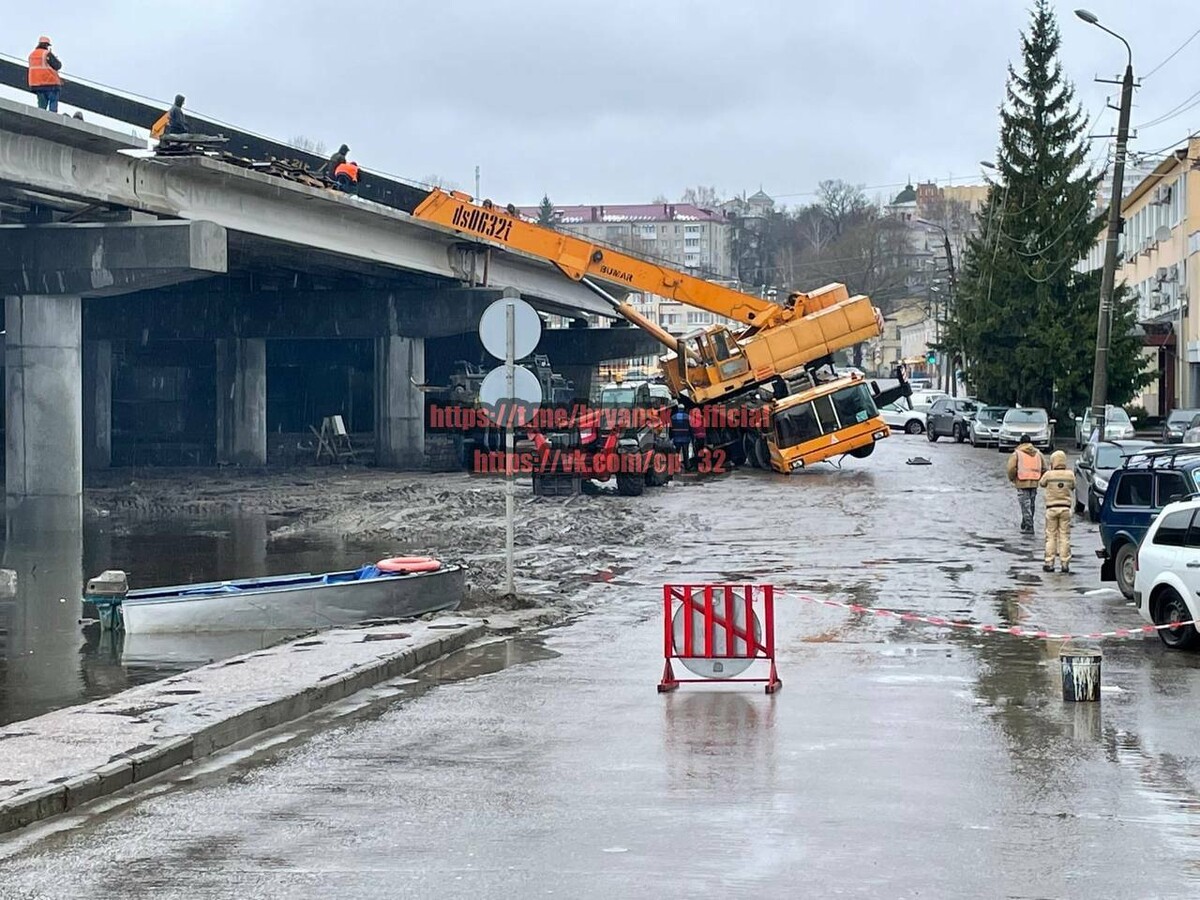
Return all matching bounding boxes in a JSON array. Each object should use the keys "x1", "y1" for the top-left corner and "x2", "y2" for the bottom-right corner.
[{"x1": 85, "y1": 467, "x2": 694, "y2": 611}]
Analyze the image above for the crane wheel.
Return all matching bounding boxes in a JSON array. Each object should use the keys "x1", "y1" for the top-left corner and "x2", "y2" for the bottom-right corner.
[{"x1": 744, "y1": 435, "x2": 760, "y2": 468}]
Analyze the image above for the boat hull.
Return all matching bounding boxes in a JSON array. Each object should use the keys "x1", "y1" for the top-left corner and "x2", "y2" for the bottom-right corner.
[{"x1": 115, "y1": 565, "x2": 465, "y2": 634}]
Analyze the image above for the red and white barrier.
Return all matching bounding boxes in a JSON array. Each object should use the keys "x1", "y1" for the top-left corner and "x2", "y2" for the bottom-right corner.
[{"x1": 657, "y1": 584, "x2": 781, "y2": 694}]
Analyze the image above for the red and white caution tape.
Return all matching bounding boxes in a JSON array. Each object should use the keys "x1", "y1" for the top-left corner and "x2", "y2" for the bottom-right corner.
[{"x1": 796, "y1": 594, "x2": 1197, "y2": 642}]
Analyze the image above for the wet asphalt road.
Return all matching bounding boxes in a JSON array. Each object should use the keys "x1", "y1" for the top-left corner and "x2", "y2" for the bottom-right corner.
[{"x1": 6, "y1": 435, "x2": 1200, "y2": 899}]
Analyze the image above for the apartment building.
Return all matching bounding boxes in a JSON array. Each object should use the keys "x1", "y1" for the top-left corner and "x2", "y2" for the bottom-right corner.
[{"x1": 1079, "y1": 137, "x2": 1200, "y2": 414}]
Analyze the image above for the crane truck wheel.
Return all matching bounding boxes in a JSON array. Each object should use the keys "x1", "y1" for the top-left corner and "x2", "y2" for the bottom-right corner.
[
  {"x1": 849, "y1": 442, "x2": 876, "y2": 459},
  {"x1": 616, "y1": 472, "x2": 645, "y2": 496},
  {"x1": 744, "y1": 435, "x2": 761, "y2": 468},
  {"x1": 753, "y1": 437, "x2": 770, "y2": 470}
]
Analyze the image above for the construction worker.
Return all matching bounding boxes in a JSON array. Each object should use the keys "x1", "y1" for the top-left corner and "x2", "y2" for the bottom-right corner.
[
  {"x1": 27, "y1": 36, "x2": 63, "y2": 113},
  {"x1": 688, "y1": 406, "x2": 708, "y2": 470},
  {"x1": 333, "y1": 160, "x2": 361, "y2": 193},
  {"x1": 1006, "y1": 435, "x2": 1046, "y2": 535},
  {"x1": 166, "y1": 95, "x2": 189, "y2": 136},
  {"x1": 320, "y1": 144, "x2": 349, "y2": 176},
  {"x1": 670, "y1": 404, "x2": 692, "y2": 468},
  {"x1": 1040, "y1": 450, "x2": 1076, "y2": 573}
]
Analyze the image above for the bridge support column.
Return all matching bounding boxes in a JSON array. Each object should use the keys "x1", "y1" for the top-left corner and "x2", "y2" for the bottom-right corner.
[
  {"x1": 375, "y1": 335, "x2": 425, "y2": 469},
  {"x1": 216, "y1": 338, "x2": 267, "y2": 466},
  {"x1": 83, "y1": 340, "x2": 112, "y2": 470},
  {"x1": 5, "y1": 294, "x2": 83, "y2": 531}
]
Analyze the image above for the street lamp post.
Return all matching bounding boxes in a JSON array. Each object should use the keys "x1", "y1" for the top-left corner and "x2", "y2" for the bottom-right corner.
[
  {"x1": 917, "y1": 218, "x2": 958, "y2": 394},
  {"x1": 1076, "y1": 8, "x2": 1135, "y2": 442}
]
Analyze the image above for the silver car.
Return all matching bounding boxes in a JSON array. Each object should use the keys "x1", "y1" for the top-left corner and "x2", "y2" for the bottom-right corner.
[
  {"x1": 996, "y1": 407, "x2": 1054, "y2": 452},
  {"x1": 1073, "y1": 405, "x2": 1136, "y2": 448}
]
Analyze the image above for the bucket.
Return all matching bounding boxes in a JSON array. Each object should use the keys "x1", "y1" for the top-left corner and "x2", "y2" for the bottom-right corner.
[{"x1": 1060, "y1": 644, "x2": 1102, "y2": 702}]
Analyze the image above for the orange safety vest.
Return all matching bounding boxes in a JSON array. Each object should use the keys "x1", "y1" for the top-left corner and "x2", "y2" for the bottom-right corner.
[
  {"x1": 27, "y1": 48, "x2": 61, "y2": 88},
  {"x1": 1015, "y1": 450, "x2": 1043, "y2": 482},
  {"x1": 334, "y1": 161, "x2": 360, "y2": 182}
]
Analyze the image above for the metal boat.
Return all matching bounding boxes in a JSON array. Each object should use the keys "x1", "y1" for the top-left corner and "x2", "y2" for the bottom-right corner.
[{"x1": 83, "y1": 562, "x2": 464, "y2": 634}]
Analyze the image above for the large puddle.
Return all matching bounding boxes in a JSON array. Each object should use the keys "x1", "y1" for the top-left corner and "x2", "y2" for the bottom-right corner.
[{"x1": 0, "y1": 512, "x2": 415, "y2": 726}]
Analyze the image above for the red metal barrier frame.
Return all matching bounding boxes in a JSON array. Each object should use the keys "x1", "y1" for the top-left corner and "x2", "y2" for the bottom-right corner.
[{"x1": 658, "y1": 583, "x2": 781, "y2": 694}]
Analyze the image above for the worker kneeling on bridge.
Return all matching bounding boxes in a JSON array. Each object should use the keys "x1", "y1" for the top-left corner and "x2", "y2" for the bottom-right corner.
[
  {"x1": 334, "y1": 160, "x2": 361, "y2": 193},
  {"x1": 28, "y1": 36, "x2": 63, "y2": 113}
]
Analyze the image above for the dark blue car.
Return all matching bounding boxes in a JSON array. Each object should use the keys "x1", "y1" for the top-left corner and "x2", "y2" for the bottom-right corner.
[{"x1": 1098, "y1": 448, "x2": 1200, "y2": 598}]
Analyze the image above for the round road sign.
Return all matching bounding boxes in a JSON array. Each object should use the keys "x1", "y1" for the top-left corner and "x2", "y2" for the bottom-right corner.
[
  {"x1": 478, "y1": 365, "x2": 543, "y2": 426},
  {"x1": 479, "y1": 297, "x2": 542, "y2": 362},
  {"x1": 670, "y1": 602, "x2": 763, "y2": 679}
]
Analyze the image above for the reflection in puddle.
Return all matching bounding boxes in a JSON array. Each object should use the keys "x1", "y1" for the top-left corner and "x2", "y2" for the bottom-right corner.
[{"x1": 0, "y1": 512, "x2": 438, "y2": 727}]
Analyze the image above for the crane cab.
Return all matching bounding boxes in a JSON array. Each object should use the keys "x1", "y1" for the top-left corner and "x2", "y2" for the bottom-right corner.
[{"x1": 662, "y1": 325, "x2": 754, "y2": 399}]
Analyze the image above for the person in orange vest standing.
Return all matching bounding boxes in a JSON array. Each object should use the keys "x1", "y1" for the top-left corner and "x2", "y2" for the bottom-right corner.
[
  {"x1": 333, "y1": 160, "x2": 361, "y2": 194},
  {"x1": 1005, "y1": 434, "x2": 1046, "y2": 535},
  {"x1": 27, "y1": 36, "x2": 63, "y2": 113}
]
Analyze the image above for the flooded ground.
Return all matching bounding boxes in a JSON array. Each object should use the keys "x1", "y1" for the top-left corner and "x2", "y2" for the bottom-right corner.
[
  {"x1": 7, "y1": 436, "x2": 1200, "y2": 897},
  {"x1": 0, "y1": 466, "x2": 663, "y2": 726}
]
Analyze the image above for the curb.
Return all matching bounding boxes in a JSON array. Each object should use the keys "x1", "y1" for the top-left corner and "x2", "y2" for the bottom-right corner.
[{"x1": 0, "y1": 620, "x2": 485, "y2": 836}]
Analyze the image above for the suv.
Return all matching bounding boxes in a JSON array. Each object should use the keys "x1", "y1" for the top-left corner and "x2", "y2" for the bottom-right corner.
[
  {"x1": 926, "y1": 397, "x2": 980, "y2": 443},
  {"x1": 1098, "y1": 450, "x2": 1200, "y2": 598},
  {"x1": 1134, "y1": 497, "x2": 1200, "y2": 649}
]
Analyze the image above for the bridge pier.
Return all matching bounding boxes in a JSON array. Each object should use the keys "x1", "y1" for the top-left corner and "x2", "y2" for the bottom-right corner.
[
  {"x1": 375, "y1": 335, "x2": 425, "y2": 469},
  {"x1": 4, "y1": 294, "x2": 83, "y2": 532},
  {"x1": 216, "y1": 338, "x2": 267, "y2": 467},
  {"x1": 83, "y1": 340, "x2": 112, "y2": 470}
]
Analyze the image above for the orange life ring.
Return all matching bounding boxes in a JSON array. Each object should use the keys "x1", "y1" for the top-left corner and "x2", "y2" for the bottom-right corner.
[{"x1": 377, "y1": 556, "x2": 442, "y2": 574}]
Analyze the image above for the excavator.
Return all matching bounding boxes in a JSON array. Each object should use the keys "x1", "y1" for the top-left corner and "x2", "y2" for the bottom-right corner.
[{"x1": 411, "y1": 189, "x2": 910, "y2": 474}]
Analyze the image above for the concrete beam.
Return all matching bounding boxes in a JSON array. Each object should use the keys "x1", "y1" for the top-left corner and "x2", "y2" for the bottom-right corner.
[
  {"x1": 0, "y1": 221, "x2": 227, "y2": 297},
  {"x1": 84, "y1": 286, "x2": 540, "y2": 341},
  {"x1": 82, "y1": 340, "x2": 112, "y2": 470},
  {"x1": 0, "y1": 98, "x2": 613, "y2": 317},
  {"x1": 216, "y1": 339, "x2": 267, "y2": 466},
  {"x1": 537, "y1": 325, "x2": 663, "y2": 366},
  {"x1": 375, "y1": 336, "x2": 425, "y2": 469}
]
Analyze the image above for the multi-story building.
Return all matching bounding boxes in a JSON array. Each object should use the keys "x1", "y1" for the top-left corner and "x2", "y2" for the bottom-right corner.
[
  {"x1": 1079, "y1": 137, "x2": 1200, "y2": 415},
  {"x1": 519, "y1": 201, "x2": 747, "y2": 377}
]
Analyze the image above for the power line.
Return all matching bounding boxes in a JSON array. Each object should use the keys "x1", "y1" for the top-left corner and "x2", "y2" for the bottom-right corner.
[
  {"x1": 1136, "y1": 86, "x2": 1200, "y2": 129},
  {"x1": 1142, "y1": 26, "x2": 1200, "y2": 80}
]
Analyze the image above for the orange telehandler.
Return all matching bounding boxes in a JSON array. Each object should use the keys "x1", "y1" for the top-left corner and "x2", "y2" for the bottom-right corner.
[{"x1": 411, "y1": 189, "x2": 909, "y2": 473}]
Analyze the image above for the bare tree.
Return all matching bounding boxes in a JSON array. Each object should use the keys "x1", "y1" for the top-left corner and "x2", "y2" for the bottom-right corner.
[
  {"x1": 815, "y1": 179, "x2": 870, "y2": 237},
  {"x1": 289, "y1": 134, "x2": 327, "y2": 156},
  {"x1": 650, "y1": 193, "x2": 669, "y2": 204},
  {"x1": 679, "y1": 185, "x2": 722, "y2": 208}
]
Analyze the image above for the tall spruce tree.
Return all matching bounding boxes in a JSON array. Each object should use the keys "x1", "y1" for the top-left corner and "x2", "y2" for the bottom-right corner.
[
  {"x1": 537, "y1": 195, "x2": 555, "y2": 226},
  {"x1": 945, "y1": 0, "x2": 1147, "y2": 415}
]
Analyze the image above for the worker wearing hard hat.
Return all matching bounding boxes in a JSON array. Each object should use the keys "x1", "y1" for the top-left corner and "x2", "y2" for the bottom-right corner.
[{"x1": 27, "y1": 36, "x2": 63, "y2": 113}]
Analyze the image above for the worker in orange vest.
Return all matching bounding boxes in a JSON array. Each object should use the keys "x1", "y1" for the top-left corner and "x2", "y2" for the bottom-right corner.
[
  {"x1": 333, "y1": 160, "x2": 360, "y2": 193},
  {"x1": 1006, "y1": 435, "x2": 1046, "y2": 535},
  {"x1": 27, "y1": 36, "x2": 63, "y2": 113}
]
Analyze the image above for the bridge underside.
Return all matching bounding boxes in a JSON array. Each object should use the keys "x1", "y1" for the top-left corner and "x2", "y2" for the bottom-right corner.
[{"x1": 0, "y1": 216, "x2": 660, "y2": 534}]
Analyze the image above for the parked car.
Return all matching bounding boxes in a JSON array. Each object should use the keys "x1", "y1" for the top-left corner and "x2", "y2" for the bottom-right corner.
[
  {"x1": 969, "y1": 406, "x2": 1010, "y2": 448},
  {"x1": 908, "y1": 378, "x2": 933, "y2": 391},
  {"x1": 996, "y1": 407, "x2": 1054, "y2": 452},
  {"x1": 1073, "y1": 405, "x2": 1136, "y2": 448},
  {"x1": 1163, "y1": 408, "x2": 1200, "y2": 444},
  {"x1": 926, "y1": 397, "x2": 980, "y2": 443},
  {"x1": 1134, "y1": 497, "x2": 1200, "y2": 649},
  {"x1": 1183, "y1": 415, "x2": 1200, "y2": 444},
  {"x1": 1098, "y1": 448, "x2": 1200, "y2": 598},
  {"x1": 878, "y1": 401, "x2": 926, "y2": 435},
  {"x1": 1073, "y1": 439, "x2": 1153, "y2": 521},
  {"x1": 908, "y1": 389, "x2": 950, "y2": 412}
]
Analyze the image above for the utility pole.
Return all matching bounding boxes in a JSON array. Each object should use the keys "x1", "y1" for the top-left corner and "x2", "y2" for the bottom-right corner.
[
  {"x1": 917, "y1": 218, "x2": 958, "y2": 395},
  {"x1": 475, "y1": 165, "x2": 481, "y2": 199},
  {"x1": 1077, "y1": 9, "x2": 1135, "y2": 442}
]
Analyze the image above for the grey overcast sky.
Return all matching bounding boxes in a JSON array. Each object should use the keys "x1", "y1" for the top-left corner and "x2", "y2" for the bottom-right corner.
[{"x1": 5, "y1": 1, "x2": 1198, "y2": 207}]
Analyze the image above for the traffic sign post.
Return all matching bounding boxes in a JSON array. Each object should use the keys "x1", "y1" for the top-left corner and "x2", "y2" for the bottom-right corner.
[{"x1": 477, "y1": 291, "x2": 542, "y2": 599}]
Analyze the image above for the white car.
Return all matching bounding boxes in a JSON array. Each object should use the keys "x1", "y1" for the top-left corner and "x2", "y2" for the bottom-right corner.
[
  {"x1": 878, "y1": 401, "x2": 926, "y2": 435},
  {"x1": 908, "y1": 389, "x2": 950, "y2": 412},
  {"x1": 1134, "y1": 497, "x2": 1200, "y2": 650}
]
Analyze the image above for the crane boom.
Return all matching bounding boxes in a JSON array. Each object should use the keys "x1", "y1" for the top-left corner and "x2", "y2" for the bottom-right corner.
[
  {"x1": 411, "y1": 189, "x2": 882, "y2": 405},
  {"x1": 417, "y1": 189, "x2": 793, "y2": 328}
]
